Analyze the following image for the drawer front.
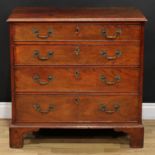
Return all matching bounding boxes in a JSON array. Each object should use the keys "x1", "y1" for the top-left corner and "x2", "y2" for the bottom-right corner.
[
  {"x1": 78, "y1": 95, "x2": 139, "y2": 122},
  {"x1": 14, "y1": 44, "x2": 140, "y2": 66},
  {"x1": 15, "y1": 95, "x2": 78, "y2": 123},
  {"x1": 15, "y1": 67, "x2": 139, "y2": 93},
  {"x1": 13, "y1": 23, "x2": 141, "y2": 41},
  {"x1": 15, "y1": 94, "x2": 139, "y2": 123}
]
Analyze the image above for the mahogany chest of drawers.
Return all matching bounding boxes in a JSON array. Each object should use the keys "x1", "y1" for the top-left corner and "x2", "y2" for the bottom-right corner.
[{"x1": 7, "y1": 7, "x2": 147, "y2": 148}]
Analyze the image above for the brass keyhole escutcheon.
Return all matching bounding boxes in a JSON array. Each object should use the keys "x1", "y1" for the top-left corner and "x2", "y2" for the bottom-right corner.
[
  {"x1": 75, "y1": 24, "x2": 80, "y2": 35},
  {"x1": 74, "y1": 47, "x2": 80, "y2": 56},
  {"x1": 74, "y1": 70, "x2": 80, "y2": 79},
  {"x1": 74, "y1": 97, "x2": 80, "y2": 104}
]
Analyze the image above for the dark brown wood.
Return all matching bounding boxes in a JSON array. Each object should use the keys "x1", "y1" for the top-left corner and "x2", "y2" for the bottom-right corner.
[
  {"x1": 14, "y1": 44, "x2": 140, "y2": 66},
  {"x1": 8, "y1": 7, "x2": 146, "y2": 148},
  {"x1": 15, "y1": 94, "x2": 139, "y2": 123},
  {"x1": 9, "y1": 124, "x2": 143, "y2": 148},
  {"x1": 9, "y1": 127, "x2": 39, "y2": 148},
  {"x1": 13, "y1": 23, "x2": 141, "y2": 41},
  {"x1": 138, "y1": 24, "x2": 145, "y2": 123},
  {"x1": 10, "y1": 23, "x2": 16, "y2": 123},
  {"x1": 15, "y1": 67, "x2": 140, "y2": 93},
  {"x1": 7, "y1": 7, "x2": 147, "y2": 22},
  {"x1": 115, "y1": 126, "x2": 144, "y2": 148},
  {"x1": 14, "y1": 40, "x2": 141, "y2": 45}
]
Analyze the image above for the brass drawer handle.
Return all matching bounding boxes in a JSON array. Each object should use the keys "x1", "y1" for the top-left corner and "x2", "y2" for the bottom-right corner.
[
  {"x1": 99, "y1": 104, "x2": 120, "y2": 114},
  {"x1": 33, "y1": 104, "x2": 55, "y2": 114},
  {"x1": 33, "y1": 74, "x2": 53, "y2": 85},
  {"x1": 74, "y1": 70, "x2": 80, "y2": 79},
  {"x1": 101, "y1": 28, "x2": 122, "y2": 39},
  {"x1": 33, "y1": 50, "x2": 54, "y2": 61},
  {"x1": 74, "y1": 47, "x2": 80, "y2": 56},
  {"x1": 32, "y1": 28, "x2": 53, "y2": 39},
  {"x1": 100, "y1": 75, "x2": 121, "y2": 85},
  {"x1": 100, "y1": 50, "x2": 122, "y2": 60}
]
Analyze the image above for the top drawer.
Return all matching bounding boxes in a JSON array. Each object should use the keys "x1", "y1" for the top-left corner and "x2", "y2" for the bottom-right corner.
[{"x1": 13, "y1": 23, "x2": 141, "y2": 41}]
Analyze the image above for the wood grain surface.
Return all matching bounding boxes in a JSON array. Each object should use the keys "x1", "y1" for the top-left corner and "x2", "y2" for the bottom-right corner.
[
  {"x1": 8, "y1": 7, "x2": 146, "y2": 148},
  {"x1": 15, "y1": 94, "x2": 139, "y2": 123},
  {"x1": 15, "y1": 67, "x2": 140, "y2": 93},
  {"x1": 7, "y1": 7, "x2": 147, "y2": 22},
  {"x1": 14, "y1": 44, "x2": 140, "y2": 66},
  {"x1": 13, "y1": 23, "x2": 141, "y2": 41},
  {"x1": 2, "y1": 120, "x2": 155, "y2": 154}
]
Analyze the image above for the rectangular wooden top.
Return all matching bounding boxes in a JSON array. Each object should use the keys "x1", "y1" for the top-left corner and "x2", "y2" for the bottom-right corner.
[{"x1": 7, "y1": 7, "x2": 147, "y2": 22}]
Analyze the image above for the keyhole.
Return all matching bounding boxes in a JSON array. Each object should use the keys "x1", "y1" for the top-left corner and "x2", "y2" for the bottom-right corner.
[
  {"x1": 75, "y1": 70, "x2": 80, "y2": 79},
  {"x1": 74, "y1": 98, "x2": 80, "y2": 104},
  {"x1": 75, "y1": 25, "x2": 80, "y2": 35}
]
